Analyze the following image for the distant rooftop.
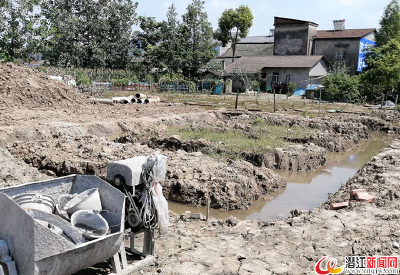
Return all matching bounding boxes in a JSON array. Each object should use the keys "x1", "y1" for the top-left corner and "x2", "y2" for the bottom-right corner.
[
  {"x1": 274, "y1": 16, "x2": 319, "y2": 27},
  {"x1": 237, "y1": 36, "x2": 274, "y2": 44},
  {"x1": 218, "y1": 44, "x2": 274, "y2": 59},
  {"x1": 315, "y1": 28, "x2": 376, "y2": 39},
  {"x1": 224, "y1": 55, "x2": 326, "y2": 74}
]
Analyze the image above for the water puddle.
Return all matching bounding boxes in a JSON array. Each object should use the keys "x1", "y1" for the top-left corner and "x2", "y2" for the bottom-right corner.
[{"x1": 168, "y1": 133, "x2": 395, "y2": 221}]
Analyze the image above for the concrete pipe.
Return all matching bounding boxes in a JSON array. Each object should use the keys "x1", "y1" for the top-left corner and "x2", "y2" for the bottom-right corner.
[
  {"x1": 112, "y1": 96, "x2": 131, "y2": 104},
  {"x1": 131, "y1": 97, "x2": 137, "y2": 103},
  {"x1": 135, "y1": 93, "x2": 147, "y2": 99},
  {"x1": 137, "y1": 99, "x2": 143, "y2": 104},
  {"x1": 144, "y1": 97, "x2": 161, "y2": 104},
  {"x1": 90, "y1": 98, "x2": 115, "y2": 105}
]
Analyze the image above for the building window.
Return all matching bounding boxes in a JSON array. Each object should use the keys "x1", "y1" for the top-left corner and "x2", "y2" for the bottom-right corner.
[
  {"x1": 335, "y1": 48, "x2": 347, "y2": 59},
  {"x1": 285, "y1": 75, "x2": 291, "y2": 84},
  {"x1": 272, "y1": 73, "x2": 279, "y2": 83}
]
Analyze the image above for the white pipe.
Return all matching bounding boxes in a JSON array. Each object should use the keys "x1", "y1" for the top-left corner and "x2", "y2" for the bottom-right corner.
[
  {"x1": 144, "y1": 97, "x2": 161, "y2": 104},
  {"x1": 112, "y1": 96, "x2": 133, "y2": 104},
  {"x1": 90, "y1": 98, "x2": 115, "y2": 105},
  {"x1": 131, "y1": 98, "x2": 137, "y2": 103},
  {"x1": 137, "y1": 99, "x2": 143, "y2": 104},
  {"x1": 135, "y1": 93, "x2": 147, "y2": 99}
]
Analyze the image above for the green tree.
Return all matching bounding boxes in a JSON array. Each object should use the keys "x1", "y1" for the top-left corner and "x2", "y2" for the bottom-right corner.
[
  {"x1": 155, "y1": 4, "x2": 185, "y2": 74},
  {"x1": 214, "y1": 6, "x2": 253, "y2": 63},
  {"x1": 103, "y1": 0, "x2": 138, "y2": 69},
  {"x1": 322, "y1": 64, "x2": 360, "y2": 102},
  {"x1": 376, "y1": 0, "x2": 400, "y2": 47},
  {"x1": 41, "y1": 0, "x2": 137, "y2": 68},
  {"x1": 361, "y1": 39, "x2": 400, "y2": 100},
  {"x1": 131, "y1": 16, "x2": 164, "y2": 72},
  {"x1": 0, "y1": 0, "x2": 40, "y2": 61},
  {"x1": 181, "y1": 0, "x2": 216, "y2": 79}
]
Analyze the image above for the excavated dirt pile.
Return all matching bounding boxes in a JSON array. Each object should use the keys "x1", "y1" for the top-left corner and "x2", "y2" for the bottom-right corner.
[
  {"x1": 9, "y1": 135, "x2": 286, "y2": 210},
  {"x1": 0, "y1": 63, "x2": 89, "y2": 110}
]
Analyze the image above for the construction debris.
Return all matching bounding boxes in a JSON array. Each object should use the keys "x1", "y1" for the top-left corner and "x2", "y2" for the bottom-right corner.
[{"x1": 330, "y1": 201, "x2": 349, "y2": 210}]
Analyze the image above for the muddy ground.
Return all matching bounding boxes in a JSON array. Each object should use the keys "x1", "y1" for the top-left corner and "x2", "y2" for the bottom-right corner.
[
  {"x1": 0, "y1": 64, "x2": 399, "y2": 274},
  {"x1": 140, "y1": 139, "x2": 400, "y2": 275}
]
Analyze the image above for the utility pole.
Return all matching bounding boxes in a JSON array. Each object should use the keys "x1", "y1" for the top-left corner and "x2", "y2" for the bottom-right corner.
[
  {"x1": 319, "y1": 88, "x2": 321, "y2": 116},
  {"x1": 393, "y1": 95, "x2": 398, "y2": 124}
]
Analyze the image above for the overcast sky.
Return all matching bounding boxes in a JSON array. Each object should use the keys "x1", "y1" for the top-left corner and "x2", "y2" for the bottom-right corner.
[{"x1": 135, "y1": 0, "x2": 390, "y2": 35}]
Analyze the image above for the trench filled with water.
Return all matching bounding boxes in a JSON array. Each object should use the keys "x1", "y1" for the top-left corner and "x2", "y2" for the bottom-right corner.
[{"x1": 169, "y1": 133, "x2": 395, "y2": 221}]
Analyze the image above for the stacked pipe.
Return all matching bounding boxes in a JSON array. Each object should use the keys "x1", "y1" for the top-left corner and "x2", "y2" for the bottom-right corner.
[{"x1": 91, "y1": 94, "x2": 160, "y2": 105}]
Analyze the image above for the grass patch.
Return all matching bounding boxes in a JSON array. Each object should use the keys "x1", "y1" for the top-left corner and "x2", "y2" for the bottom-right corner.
[{"x1": 166, "y1": 123, "x2": 312, "y2": 160}]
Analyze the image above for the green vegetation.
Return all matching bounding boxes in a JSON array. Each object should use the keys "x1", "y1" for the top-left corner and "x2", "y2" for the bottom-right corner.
[
  {"x1": 76, "y1": 73, "x2": 90, "y2": 87},
  {"x1": 214, "y1": 5, "x2": 254, "y2": 63},
  {"x1": 111, "y1": 78, "x2": 130, "y2": 87},
  {"x1": 288, "y1": 82, "x2": 297, "y2": 97},
  {"x1": 323, "y1": 64, "x2": 360, "y2": 102},
  {"x1": 166, "y1": 121, "x2": 312, "y2": 160},
  {"x1": 0, "y1": 0, "x2": 39, "y2": 61},
  {"x1": 376, "y1": 0, "x2": 400, "y2": 47},
  {"x1": 362, "y1": 39, "x2": 400, "y2": 100},
  {"x1": 360, "y1": 0, "x2": 400, "y2": 101}
]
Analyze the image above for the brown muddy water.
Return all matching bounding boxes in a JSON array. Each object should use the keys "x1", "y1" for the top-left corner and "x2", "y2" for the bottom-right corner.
[{"x1": 169, "y1": 133, "x2": 396, "y2": 221}]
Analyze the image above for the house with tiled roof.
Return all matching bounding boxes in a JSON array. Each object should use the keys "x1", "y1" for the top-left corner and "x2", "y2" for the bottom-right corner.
[
  {"x1": 225, "y1": 55, "x2": 329, "y2": 91},
  {"x1": 313, "y1": 28, "x2": 376, "y2": 74},
  {"x1": 209, "y1": 16, "x2": 375, "y2": 93}
]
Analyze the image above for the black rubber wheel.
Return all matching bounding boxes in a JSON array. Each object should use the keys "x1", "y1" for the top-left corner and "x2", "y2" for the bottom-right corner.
[{"x1": 114, "y1": 175, "x2": 125, "y2": 187}]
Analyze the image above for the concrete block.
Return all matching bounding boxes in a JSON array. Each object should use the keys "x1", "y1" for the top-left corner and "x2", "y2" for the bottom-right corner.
[
  {"x1": 350, "y1": 189, "x2": 368, "y2": 200},
  {"x1": 357, "y1": 193, "x2": 375, "y2": 203},
  {"x1": 330, "y1": 202, "x2": 349, "y2": 210}
]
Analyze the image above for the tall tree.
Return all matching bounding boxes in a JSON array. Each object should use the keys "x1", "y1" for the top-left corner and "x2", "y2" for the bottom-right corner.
[
  {"x1": 181, "y1": 0, "x2": 215, "y2": 79},
  {"x1": 361, "y1": 39, "x2": 400, "y2": 100},
  {"x1": 156, "y1": 4, "x2": 184, "y2": 74},
  {"x1": 102, "y1": 0, "x2": 137, "y2": 69},
  {"x1": 41, "y1": 0, "x2": 137, "y2": 68},
  {"x1": 131, "y1": 16, "x2": 164, "y2": 72},
  {"x1": 376, "y1": 0, "x2": 400, "y2": 47},
  {"x1": 0, "y1": 0, "x2": 40, "y2": 61},
  {"x1": 214, "y1": 6, "x2": 253, "y2": 63}
]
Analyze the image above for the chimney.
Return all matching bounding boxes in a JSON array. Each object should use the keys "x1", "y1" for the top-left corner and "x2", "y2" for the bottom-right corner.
[
  {"x1": 269, "y1": 28, "x2": 275, "y2": 36},
  {"x1": 333, "y1": 19, "x2": 345, "y2": 31}
]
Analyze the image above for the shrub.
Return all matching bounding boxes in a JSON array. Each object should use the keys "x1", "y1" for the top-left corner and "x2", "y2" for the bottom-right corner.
[
  {"x1": 111, "y1": 78, "x2": 130, "y2": 87},
  {"x1": 76, "y1": 73, "x2": 91, "y2": 86},
  {"x1": 322, "y1": 64, "x2": 360, "y2": 102},
  {"x1": 288, "y1": 82, "x2": 297, "y2": 96}
]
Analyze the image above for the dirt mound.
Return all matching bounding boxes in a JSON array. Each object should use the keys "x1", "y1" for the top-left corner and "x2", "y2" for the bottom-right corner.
[
  {"x1": 0, "y1": 147, "x2": 50, "y2": 187},
  {"x1": 0, "y1": 63, "x2": 89, "y2": 110},
  {"x1": 325, "y1": 139, "x2": 400, "y2": 207}
]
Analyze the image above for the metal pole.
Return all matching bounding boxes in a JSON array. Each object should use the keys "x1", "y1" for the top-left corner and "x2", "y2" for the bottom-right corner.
[
  {"x1": 393, "y1": 95, "x2": 398, "y2": 124},
  {"x1": 143, "y1": 228, "x2": 154, "y2": 255},
  {"x1": 235, "y1": 90, "x2": 239, "y2": 109},
  {"x1": 206, "y1": 197, "x2": 210, "y2": 222},
  {"x1": 319, "y1": 88, "x2": 321, "y2": 116}
]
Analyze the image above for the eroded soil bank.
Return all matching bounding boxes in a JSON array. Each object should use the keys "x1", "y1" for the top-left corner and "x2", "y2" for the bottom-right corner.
[
  {"x1": 5, "y1": 110, "x2": 399, "y2": 211},
  {"x1": 141, "y1": 139, "x2": 400, "y2": 275},
  {"x1": 116, "y1": 111, "x2": 399, "y2": 172},
  {"x1": 8, "y1": 136, "x2": 285, "y2": 210}
]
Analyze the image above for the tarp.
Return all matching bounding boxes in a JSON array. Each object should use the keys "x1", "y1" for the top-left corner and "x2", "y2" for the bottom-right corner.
[
  {"x1": 305, "y1": 84, "x2": 323, "y2": 91},
  {"x1": 293, "y1": 89, "x2": 305, "y2": 96}
]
